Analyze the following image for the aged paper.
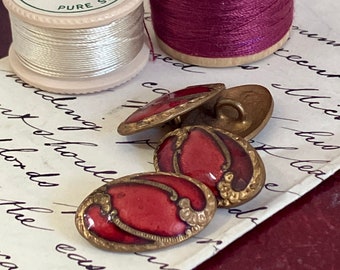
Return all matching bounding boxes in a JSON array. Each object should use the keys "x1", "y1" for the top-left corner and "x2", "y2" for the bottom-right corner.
[{"x1": 0, "y1": 0, "x2": 339, "y2": 269}]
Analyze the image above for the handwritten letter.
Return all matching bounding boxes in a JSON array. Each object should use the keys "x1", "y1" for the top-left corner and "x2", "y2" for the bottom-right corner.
[{"x1": 0, "y1": 0, "x2": 339, "y2": 269}]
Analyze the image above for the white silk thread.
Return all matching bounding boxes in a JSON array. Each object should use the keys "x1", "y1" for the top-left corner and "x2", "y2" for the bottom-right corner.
[{"x1": 10, "y1": 5, "x2": 145, "y2": 79}]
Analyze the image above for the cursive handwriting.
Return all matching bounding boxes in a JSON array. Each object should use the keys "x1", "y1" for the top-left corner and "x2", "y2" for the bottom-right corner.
[
  {"x1": 56, "y1": 244, "x2": 106, "y2": 270},
  {"x1": 6, "y1": 74, "x2": 102, "y2": 132},
  {"x1": 44, "y1": 139, "x2": 117, "y2": 183},
  {"x1": 194, "y1": 236, "x2": 223, "y2": 246},
  {"x1": 193, "y1": 236, "x2": 223, "y2": 252},
  {"x1": 0, "y1": 199, "x2": 53, "y2": 231},
  {"x1": 283, "y1": 127, "x2": 340, "y2": 150},
  {"x1": 0, "y1": 251, "x2": 18, "y2": 270},
  {"x1": 290, "y1": 159, "x2": 327, "y2": 181},
  {"x1": 239, "y1": 65, "x2": 259, "y2": 70},
  {"x1": 116, "y1": 139, "x2": 157, "y2": 150},
  {"x1": 0, "y1": 138, "x2": 37, "y2": 169},
  {"x1": 122, "y1": 82, "x2": 171, "y2": 108},
  {"x1": 0, "y1": 105, "x2": 117, "y2": 183},
  {"x1": 265, "y1": 183, "x2": 300, "y2": 196},
  {"x1": 274, "y1": 49, "x2": 340, "y2": 78},
  {"x1": 122, "y1": 100, "x2": 148, "y2": 109},
  {"x1": 154, "y1": 53, "x2": 204, "y2": 73},
  {"x1": 292, "y1": 25, "x2": 340, "y2": 47},
  {"x1": 250, "y1": 139, "x2": 298, "y2": 158},
  {"x1": 252, "y1": 140, "x2": 328, "y2": 181},
  {"x1": 228, "y1": 207, "x2": 268, "y2": 225},
  {"x1": 142, "y1": 81, "x2": 171, "y2": 95},
  {"x1": 0, "y1": 138, "x2": 59, "y2": 187},
  {"x1": 53, "y1": 202, "x2": 77, "y2": 215},
  {"x1": 134, "y1": 253, "x2": 179, "y2": 270},
  {"x1": 34, "y1": 90, "x2": 102, "y2": 132},
  {"x1": 271, "y1": 84, "x2": 340, "y2": 120},
  {"x1": 271, "y1": 115, "x2": 299, "y2": 122},
  {"x1": 26, "y1": 171, "x2": 60, "y2": 187}
]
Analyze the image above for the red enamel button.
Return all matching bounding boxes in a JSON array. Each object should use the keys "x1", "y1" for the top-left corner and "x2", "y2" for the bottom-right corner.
[
  {"x1": 117, "y1": 83, "x2": 225, "y2": 135},
  {"x1": 154, "y1": 126, "x2": 266, "y2": 208},
  {"x1": 75, "y1": 172, "x2": 217, "y2": 252}
]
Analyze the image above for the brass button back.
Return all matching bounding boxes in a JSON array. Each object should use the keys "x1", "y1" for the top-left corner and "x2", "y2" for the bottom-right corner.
[{"x1": 181, "y1": 84, "x2": 274, "y2": 140}]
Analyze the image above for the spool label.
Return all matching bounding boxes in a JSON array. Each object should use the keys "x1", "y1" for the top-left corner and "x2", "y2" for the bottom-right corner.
[{"x1": 14, "y1": 0, "x2": 123, "y2": 15}]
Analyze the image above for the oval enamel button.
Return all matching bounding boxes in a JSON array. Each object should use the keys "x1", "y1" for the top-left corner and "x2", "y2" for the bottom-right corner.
[
  {"x1": 75, "y1": 172, "x2": 217, "y2": 252},
  {"x1": 154, "y1": 126, "x2": 266, "y2": 208},
  {"x1": 117, "y1": 83, "x2": 225, "y2": 135}
]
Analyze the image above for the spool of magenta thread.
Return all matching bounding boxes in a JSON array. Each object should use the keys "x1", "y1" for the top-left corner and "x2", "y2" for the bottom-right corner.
[{"x1": 150, "y1": 0, "x2": 294, "y2": 67}]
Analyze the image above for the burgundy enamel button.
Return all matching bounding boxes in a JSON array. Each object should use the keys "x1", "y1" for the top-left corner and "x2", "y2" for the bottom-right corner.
[
  {"x1": 75, "y1": 172, "x2": 217, "y2": 252},
  {"x1": 154, "y1": 126, "x2": 266, "y2": 208},
  {"x1": 117, "y1": 83, "x2": 225, "y2": 135}
]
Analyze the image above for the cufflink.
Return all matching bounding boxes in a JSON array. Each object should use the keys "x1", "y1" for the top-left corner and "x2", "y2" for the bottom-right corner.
[
  {"x1": 118, "y1": 84, "x2": 273, "y2": 140},
  {"x1": 75, "y1": 172, "x2": 217, "y2": 252},
  {"x1": 154, "y1": 125, "x2": 266, "y2": 208}
]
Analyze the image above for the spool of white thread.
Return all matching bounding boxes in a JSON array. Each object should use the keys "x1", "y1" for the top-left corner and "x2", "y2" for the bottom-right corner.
[{"x1": 3, "y1": 0, "x2": 150, "y2": 94}]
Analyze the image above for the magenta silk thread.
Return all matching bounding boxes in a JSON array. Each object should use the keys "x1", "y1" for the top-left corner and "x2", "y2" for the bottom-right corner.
[{"x1": 150, "y1": 0, "x2": 294, "y2": 58}]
